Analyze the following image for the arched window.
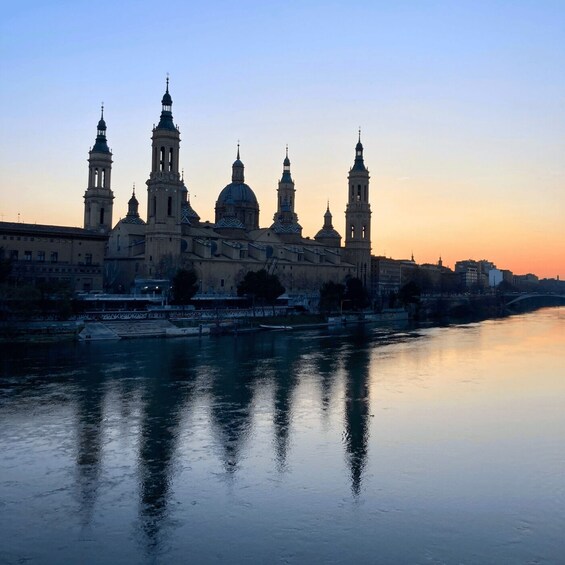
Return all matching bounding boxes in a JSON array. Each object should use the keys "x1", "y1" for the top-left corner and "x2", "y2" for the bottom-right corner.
[
  {"x1": 167, "y1": 197, "x2": 172, "y2": 216},
  {"x1": 152, "y1": 196, "x2": 157, "y2": 217},
  {"x1": 153, "y1": 147, "x2": 158, "y2": 170},
  {"x1": 351, "y1": 185, "x2": 354, "y2": 198},
  {"x1": 357, "y1": 185, "x2": 362, "y2": 201},
  {"x1": 94, "y1": 168, "x2": 99, "y2": 187},
  {"x1": 101, "y1": 169, "x2": 106, "y2": 188},
  {"x1": 99, "y1": 208, "x2": 105, "y2": 225},
  {"x1": 169, "y1": 148, "x2": 174, "y2": 172},
  {"x1": 364, "y1": 185, "x2": 367, "y2": 201},
  {"x1": 160, "y1": 147, "x2": 165, "y2": 171},
  {"x1": 362, "y1": 225, "x2": 366, "y2": 239},
  {"x1": 350, "y1": 225, "x2": 355, "y2": 239}
]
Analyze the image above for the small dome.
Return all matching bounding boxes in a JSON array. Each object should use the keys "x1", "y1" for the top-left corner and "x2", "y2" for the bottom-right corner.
[
  {"x1": 283, "y1": 155, "x2": 290, "y2": 167},
  {"x1": 97, "y1": 117, "x2": 107, "y2": 131}
]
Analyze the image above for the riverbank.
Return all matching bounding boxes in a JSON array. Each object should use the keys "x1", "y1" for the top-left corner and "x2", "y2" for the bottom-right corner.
[{"x1": 1, "y1": 297, "x2": 561, "y2": 343}]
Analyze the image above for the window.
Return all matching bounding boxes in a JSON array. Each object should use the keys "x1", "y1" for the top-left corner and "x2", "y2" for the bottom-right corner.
[
  {"x1": 160, "y1": 147, "x2": 165, "y2": 171},
  {"x1": 85, "y1": 253, "x2": 92, "y2": 265},
  {"x1": 168, "y1": 196, "x2": 172, "y2": 216},
  {"x1": 94, "y1": 168, "x2": 99, "y2": 186},
  {"x1": 38, "y1": 251, "x2": 45, "y2": 262},
  {"x1": 350, "y1": 225, "x2": 355, "y2": 239},
  {"x1": 357, "y1": 185, "x2": 362, "y2": 201},
  {"x1": 50, "y1": 252, "x2": 58, "y2": 263},
  {"x1": 101, "y1": 169, "x2": 106, "y2": 188},
  {"x1": 152, "y1": 197, "x2": 157, "y2": 217},
  {"x1": 99, "y1": 208, "x2": 105, "y2": 225},
  {"x1": 24, "y1": 250, "x2": 32, "y2": 261},
  {"x1": 169, "y1": 148, "x2": 174, "y2": 172},
  {"x1": 362, "y1": 225, "x2": 366, "y2": 239},
  {"x1": 220, "y1": 279, "x2": 225, "y2": 288}
]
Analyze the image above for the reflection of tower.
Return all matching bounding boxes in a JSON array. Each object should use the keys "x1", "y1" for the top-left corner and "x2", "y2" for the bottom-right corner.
[
  {"x1": 145, "y1": 79, "x2": 184, "y2": 277},
  {"x1": 271, "y1": 337, "x2": 300, "y2": 470},
  {"x1": 137, "y1": 345, "x2": 196, "y2": 554},
  {"x1": 315, "y1": 335, "x2": 343, "y2": 413},
  {"x1": 74, "y1": 368, "x2": 105, "y2": 527},
  {"x1": 208, "y1": 338, "x2": 257, "y2": 474},
  {"x1": 343, "y1": 329, "x2": 371, "y2": 496},
  {"x1": 344, "y1": 131, "x2": 371, "y2": 287},
  {"x1": 84, "y1": 105, "x2": 114, "y2": 232}
]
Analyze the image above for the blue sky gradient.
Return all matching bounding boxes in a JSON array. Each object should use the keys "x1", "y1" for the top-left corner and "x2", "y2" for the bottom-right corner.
[{"x1": 1, "y1": 1, "x2": 564, "y2": 276}]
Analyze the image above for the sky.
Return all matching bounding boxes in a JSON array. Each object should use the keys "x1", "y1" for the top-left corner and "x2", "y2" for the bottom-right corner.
[{"x1": 1, "y1": 0, "x2": 564, "y2": 278}]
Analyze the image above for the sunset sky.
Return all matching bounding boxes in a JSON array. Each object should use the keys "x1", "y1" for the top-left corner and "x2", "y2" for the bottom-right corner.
[{"x1": 1, "y1": 1, "x2": 564, "y2": 278}]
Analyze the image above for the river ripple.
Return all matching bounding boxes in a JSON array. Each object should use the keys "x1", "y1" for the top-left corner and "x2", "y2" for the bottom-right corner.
[{"x1": 1, "y1": 308, "x2": 564, "y2": 564}]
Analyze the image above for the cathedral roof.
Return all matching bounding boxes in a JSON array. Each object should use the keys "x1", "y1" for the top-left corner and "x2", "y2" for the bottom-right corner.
[
  {"x1": 272, "y1": 221, "x2": 302, "y2": 234},
  {"x1": 215, "y1": 216, "x2": 246, "y2": 229},
  {"x1": 120, "y1": 215, "x2": 145, "y2": 225}
]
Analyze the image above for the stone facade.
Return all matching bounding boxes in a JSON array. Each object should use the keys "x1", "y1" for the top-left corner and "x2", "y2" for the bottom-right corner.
[{"x1": 0, "y1": 222, "x2": 106, "y2": 291}]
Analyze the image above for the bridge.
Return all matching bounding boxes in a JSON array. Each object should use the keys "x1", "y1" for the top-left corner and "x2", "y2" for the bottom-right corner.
[{"x1": 504, "y1": 294, "x2": 565, "y2": 308}]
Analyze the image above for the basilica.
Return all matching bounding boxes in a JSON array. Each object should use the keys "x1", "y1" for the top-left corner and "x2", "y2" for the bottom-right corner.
[{"x1": 2, "y1": 81, "x2": 372, "y2": 297}]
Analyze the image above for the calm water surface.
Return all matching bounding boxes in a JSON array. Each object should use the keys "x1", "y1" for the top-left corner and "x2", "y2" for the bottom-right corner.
[{"x1": 1, "y1": 309, "x2": 564, "y2": 564}]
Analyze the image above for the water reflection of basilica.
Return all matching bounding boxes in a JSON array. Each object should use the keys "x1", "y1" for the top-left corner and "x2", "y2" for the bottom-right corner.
[{"x1": 64, "y1": 329, "x2": 374, "y2": 552}]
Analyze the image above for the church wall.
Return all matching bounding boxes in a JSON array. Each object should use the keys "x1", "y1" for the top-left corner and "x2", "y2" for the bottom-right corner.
[{"x1": 183, "y1": 255, "x2": 354, "y2": 296}]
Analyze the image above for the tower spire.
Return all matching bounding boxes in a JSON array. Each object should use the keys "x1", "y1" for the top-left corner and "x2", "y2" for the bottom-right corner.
[
  {"x1": 157, "y1": 76, "x2": 175, "y2": 130},
  {"x1": 232, "y1": 143, "x2": 244, "y2": 182}
]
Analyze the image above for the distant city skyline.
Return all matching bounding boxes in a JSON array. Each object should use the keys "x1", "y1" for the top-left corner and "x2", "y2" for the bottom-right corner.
[{"x1": 1, "y1": 1, "x2": 563, "y2": 278}]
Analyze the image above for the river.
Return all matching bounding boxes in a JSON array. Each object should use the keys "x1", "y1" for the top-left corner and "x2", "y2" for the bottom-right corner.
[{"x1": 0, "y1": 308, "x2": 564, "y2": 564}]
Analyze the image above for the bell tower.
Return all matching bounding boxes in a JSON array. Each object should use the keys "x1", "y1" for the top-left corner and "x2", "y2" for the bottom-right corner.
[
  {"x1": 344, "y1": 130, "x2": 371, "y2": 286},
  {"x1": 84, "y1": 105, "x2": 114, "y2": 232},
  {"x1": 145, "y1": 78, "x2": 184, "y2": 277}
]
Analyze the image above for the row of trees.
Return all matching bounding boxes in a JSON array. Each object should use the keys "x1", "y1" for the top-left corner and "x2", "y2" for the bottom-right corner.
[
  {"x1": 171, "y1": 267, "x2": 371, "y2": 315},
  {"x1": 319, "y1": 278, "x2": 369, "y2": 313},
  {"x1": 170, "y1": 267, "x2": 286, "y2": 315}
]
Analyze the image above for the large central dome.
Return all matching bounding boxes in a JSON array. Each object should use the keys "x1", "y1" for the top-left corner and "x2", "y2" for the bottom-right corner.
[
  {"x1": 216, "y1": 182, "x2": 258, "y2": 207},
  {"x1": 215, "y1": 148, "x2": 259, "y2": 231}
]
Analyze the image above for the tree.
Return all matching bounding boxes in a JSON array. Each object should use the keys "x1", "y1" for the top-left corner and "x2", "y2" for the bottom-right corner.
[
  {"x1": 398, "y1": 280, "x2": 421, "y2": 305},
  {"x1": 171, "y1": 268, "x2": 199, "y2": 305},
  {"x1": 237, "y1": 269, "x2": 285, "y2": 315},
  {"x1": 319, "y1": 281, "x2": 345, "y2": 314},
  {"x1": 343, "y1": 277, "x2": 369, "y2": 311}
]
